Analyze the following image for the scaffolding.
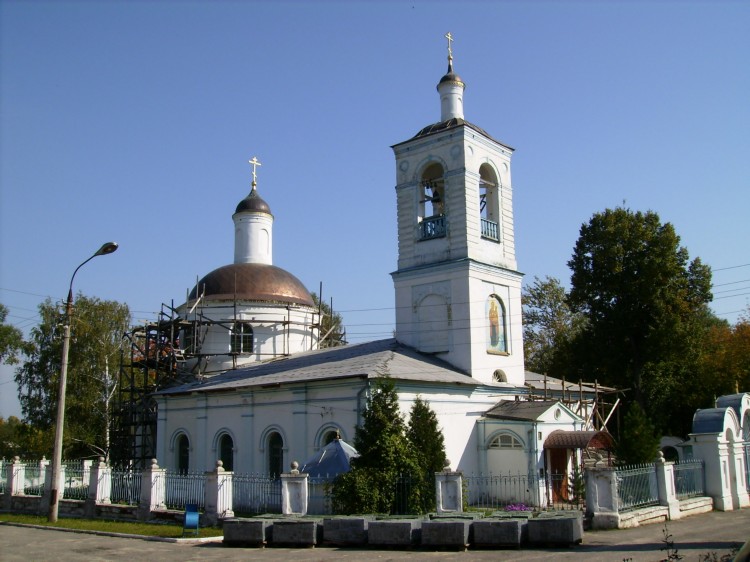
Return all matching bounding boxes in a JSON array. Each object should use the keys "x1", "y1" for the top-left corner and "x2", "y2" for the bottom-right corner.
[
  {"x1": 110, "y1": 302, "x2": 188, "y2": 468},
  {"x1": 111, "y1": 293, "x2": 336, "y2": 469}
]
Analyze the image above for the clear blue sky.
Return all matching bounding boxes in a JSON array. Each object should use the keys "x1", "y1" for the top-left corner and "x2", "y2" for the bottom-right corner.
[{"x1": 1, "y1": 0, "x2": 748, "y2": 418}]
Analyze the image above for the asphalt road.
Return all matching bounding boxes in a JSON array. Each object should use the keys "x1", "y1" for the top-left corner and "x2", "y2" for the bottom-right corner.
[{"x1": 1, "y1": 509, "x2": 749, "y2": 562}]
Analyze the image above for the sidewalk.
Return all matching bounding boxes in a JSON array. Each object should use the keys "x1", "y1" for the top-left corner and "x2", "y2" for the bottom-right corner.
[{"x1": 1, "y1": 509, "x2": 748, "y2": 562}]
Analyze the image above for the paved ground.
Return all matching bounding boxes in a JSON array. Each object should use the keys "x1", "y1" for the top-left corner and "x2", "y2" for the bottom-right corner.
[{"x1": 1, "y1": 509, "x2": 749, "y2": 562}]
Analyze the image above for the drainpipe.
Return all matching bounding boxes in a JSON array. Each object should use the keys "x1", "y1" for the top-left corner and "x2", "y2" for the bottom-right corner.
[
  {"x1": 356, "y1": 377, "x2": 370, "y2": 427},
  {"x1": 532, "y1": 422, "x2": 541, "y2": 506}
]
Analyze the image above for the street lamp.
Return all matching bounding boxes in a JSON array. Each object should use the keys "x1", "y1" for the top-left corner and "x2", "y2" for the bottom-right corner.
[{"x1": 48, "y1": 242, "x2": 119, "y2": 522}]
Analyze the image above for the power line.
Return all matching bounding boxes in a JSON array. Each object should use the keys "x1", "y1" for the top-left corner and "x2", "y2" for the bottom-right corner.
[{"x1": 713, "y1": 263, "x2": 750, "y2": 272}]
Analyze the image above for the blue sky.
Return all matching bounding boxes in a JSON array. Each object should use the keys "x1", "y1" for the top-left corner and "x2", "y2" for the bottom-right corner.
[{"x1": 1, "y1": 0, "x2": 748, "y2": 418}]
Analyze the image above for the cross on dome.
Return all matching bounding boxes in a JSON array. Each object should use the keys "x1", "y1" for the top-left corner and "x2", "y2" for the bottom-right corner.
[
  {"x1": 248, "y1": 156, "x2": 262, "y2": 189},
  {"x1": 445, "y1": 32, "x2": 454, "y2": 63}
]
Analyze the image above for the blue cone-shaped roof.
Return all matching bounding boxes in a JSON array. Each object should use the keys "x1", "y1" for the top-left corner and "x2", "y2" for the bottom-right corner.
[{"x1": 300, "y1": 439, "x2": 359, "y2": 478}]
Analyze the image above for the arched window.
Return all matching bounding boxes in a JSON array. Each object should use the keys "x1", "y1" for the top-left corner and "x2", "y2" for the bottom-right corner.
[
  {"x1": 479, "y1": 163, "x2": 500, "y2": 241},
  {"x1": 231, "y1": 322, "x2": 253, "y2": 354},
  {"x1": 219, "y1": 433, "x2": 234, "y2": 472},
  {"x1": 418, "y1": 163, "x2": 446, "y2": 240},
  {"x1": 268, "y1": 431, "x2": 284, "y2": 478},
  {"x1": 323, "y1": 430, "x2": 339, "y2": 445},
  {"x1": 486, "y1": 295, "x2": 508, "y2": 354},
  {"x1": 489, "y1": 433, "x2": 524, "y2": 449},
  {"x1": 176, "y1": 434, "x2": 190, "y2": 473}
]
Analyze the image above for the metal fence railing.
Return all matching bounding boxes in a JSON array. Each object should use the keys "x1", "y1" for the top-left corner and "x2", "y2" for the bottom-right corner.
[
  {"x1": 465, "y1": 472, "x2": 539, "y2": 511},
  {"x1": 616, "y1": 464, "x2": 658, "y2": 511},
  {"x1": 674, "y1": 460, "x2": 705, "y2": 499},
  {"x1": 110, "y1": 469, "x2": 141, "y2": 505},
  {"x1": 23, "y1": 466, "x2": 44, "y2": 496},
  {"x1": 308, "y1": 476, "x2": 334, "y2": 515},
  {"x1": 164, "y1": 470, "x2": 205, "y2": 510},
  {"x1": 232, "y1": 473, "x2": 281, "y2": 515},
  {"x1": 62, "y1": 466, "x2": 89, "y2": 500}
]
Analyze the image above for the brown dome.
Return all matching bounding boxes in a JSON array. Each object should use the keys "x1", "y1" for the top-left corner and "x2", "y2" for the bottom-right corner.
[
  {"x1": 188, "y1": 263, "x2": 314, "y2": 307},
  {"x1": 234, "y1": 188, "x2": 272, "y2": 215}
]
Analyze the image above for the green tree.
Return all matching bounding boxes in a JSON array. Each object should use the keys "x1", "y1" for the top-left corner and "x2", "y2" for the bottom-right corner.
[
  {"x1": 614, "y1": 401, "x2": 660, "y2": 465},
  {"x1": 0, "y1": 415, "x2": 23, "y2": 458},
  {"x1": 407, "y1": 396, "x2": 447, "y2": 512},
  {"x1": 522, "y1": 276, "x2": 586, "y2": 375},
  {"x1": 0, "y1": 303, "x2": 28, "y2": 365},
  {"x1": 311, "y1": 292, "x2": 346, "y2": 348},
  {"x1": 567, "y1": 207, "x2": 714, "y2": 433},
  {"x1": 15, "y1": 295, "x2": 130, "y2": 459},
  {"x1": 332, "y1": 377, "x2": 422, "y2": 514}
]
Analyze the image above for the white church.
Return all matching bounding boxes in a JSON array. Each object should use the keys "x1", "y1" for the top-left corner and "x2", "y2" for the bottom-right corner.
[{"x1": 154, "y1": 38, "x2": 606, "y2": 490}]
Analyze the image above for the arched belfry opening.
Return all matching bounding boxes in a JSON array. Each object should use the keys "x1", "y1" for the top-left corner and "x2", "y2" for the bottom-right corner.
[
  {"x1": 479, "y1": 163, "x2": 500, "y2": 242},
  {"x1": 418, "y1": 163, "x2": 446, "y2": 240}
]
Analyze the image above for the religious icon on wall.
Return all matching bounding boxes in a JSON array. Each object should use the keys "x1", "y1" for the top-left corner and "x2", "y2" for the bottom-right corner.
[{"x1": 486, "y1": 295, "x2": 507, "y2": 354}]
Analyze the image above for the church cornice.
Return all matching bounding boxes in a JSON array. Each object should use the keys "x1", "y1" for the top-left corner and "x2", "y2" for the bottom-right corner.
[
  {"x1": 391, "y1": 119, "x2": 514, "y2": 153},
  {"x1": 391, "y1": 256, "x2": 524, "y2": 280}
]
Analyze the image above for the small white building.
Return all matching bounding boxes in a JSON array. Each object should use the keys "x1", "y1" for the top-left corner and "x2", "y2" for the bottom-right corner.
[{"x1": 155, "y1": 40, "x2": 605, "y2": 488}]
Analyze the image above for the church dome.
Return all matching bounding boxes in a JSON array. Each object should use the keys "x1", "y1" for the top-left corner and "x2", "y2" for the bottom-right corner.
[
  {"x1": 437, "y1": 62, "x2": 464, "y2": 89},
  {"x1": 188, "y1": 262, "x2": 314, "y2": 307},
  {"x1": 235, "y1": 188, "x2": 272, "y2": 215}
]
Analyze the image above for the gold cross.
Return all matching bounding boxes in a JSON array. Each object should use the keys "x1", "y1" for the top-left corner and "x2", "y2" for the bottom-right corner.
[
  {"x1": 445, "y1": 32, "x2": 454, "y2": 61},
  {"x1": 248, "y1": 156, "x2": 262, "y2": 188}
]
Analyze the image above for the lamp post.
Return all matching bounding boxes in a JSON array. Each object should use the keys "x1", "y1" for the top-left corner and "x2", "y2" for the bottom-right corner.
[{"x1": 48, "y1": 242, "x2": 119, "y2": 522}]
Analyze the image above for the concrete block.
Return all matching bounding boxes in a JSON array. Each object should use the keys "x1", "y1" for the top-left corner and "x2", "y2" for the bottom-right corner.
[
  {"x1": 367, "y1": 520, "x2": 421, "y2": 546},
  {"x1": 323, "y1": 517, "x2": 369, "y2": 546},
  {"x1": 270, "y1": 519, "x2": 317, "y2": 547},
  {"x1": 472, "y1": 519, "x2": 523, "y2": 548},
  {"x1": 421, "y1": 520, "x2": 470, "y2": 548},
  {"x1": 527, "y1": 515, "x2": 583, "y2": 546},
  {"x1": 222, "y1": 518, "x2": 268, "y2": 547}
]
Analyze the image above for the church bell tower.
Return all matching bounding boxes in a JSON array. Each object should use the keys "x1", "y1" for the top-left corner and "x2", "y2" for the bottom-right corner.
[{"x1": 391, "y1": 33, "x2": 525, "y2": 386}]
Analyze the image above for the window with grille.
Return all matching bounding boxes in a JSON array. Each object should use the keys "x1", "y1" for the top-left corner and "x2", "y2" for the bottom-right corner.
[
  {"x1": 231, "y1": 322, "x2": 253, "y2": 354},
  {"x1": 489, "y1": 433, "x2": 523, "y2": 449}
]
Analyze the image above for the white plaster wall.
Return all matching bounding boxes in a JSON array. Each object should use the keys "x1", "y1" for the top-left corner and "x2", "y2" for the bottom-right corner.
[
  {"x1": 158, "y1": 378, "x2": 535, "y2": 477},
  {"x1": 158, "y1": 381, "x2": 365, "y2": 474},
  {"x1": 177, "y1": 301, "x2": 318, "y2": 376},
  {"x1": 233, "y1": 212, "x2": 273, "y2": 265},
  {"x1": 392, "y1": 260, "x2": 524, "y2": 385}
]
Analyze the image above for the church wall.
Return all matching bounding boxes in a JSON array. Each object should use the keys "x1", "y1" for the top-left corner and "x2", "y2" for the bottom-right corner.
[
  {"x1": 393, "y1": 259, "x2": 524, "y2": 384},
  {"x1": 394, "y1": 383, "x2": 528, "y2": 476},
  {"x1": 157, "y1": 380, "x2": 367, "y2": 474},
  {"x1": 467, "y1": 269, "x2": 525, "y2": 386},
  {"x1": 177, "y1": 302, "x2": 318, "y2": 376}
]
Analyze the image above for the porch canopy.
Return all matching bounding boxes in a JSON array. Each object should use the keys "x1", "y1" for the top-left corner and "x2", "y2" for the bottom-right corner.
[{"x1": 544, "y1": 429, "x2": 614, "y2": 450}]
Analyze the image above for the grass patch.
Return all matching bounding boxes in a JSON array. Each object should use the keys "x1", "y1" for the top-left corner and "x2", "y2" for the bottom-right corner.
[{"x1": 0, "y1": 514, "x2": 224, "y2": 538}]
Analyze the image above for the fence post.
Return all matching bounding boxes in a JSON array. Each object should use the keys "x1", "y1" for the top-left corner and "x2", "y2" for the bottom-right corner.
[
  {"x1": 40, "y1": 462, "x2": 65, "y2": 516},
  {"x1": 82, "y1": 459, "x2": 93, "y2": 490},
  {"x1": 281, "y1": 461, "x2": 308, "y2": 516},
  {"x1": 690, "y1": 432, "x2": 735, "y2": 510},
  {"x1": 204, "y1": 460, "x2": 234, "y2": 525},
  {"x1": 584, "y1": 467, "x2": 620, "y2": 529},
  {"x1": 435, "y1": 462, "x2": 463, "y2": 514},
  {"x1": 729, "y1": 440, "x2": 750, "y2": 509},
  {"x1": 38, "y1": 457, "x2": 49, "y2": 493},
  {"x1": 3, "y1": 457, "x2": 24, "y2": 510},
  {"x1": 138, "y1": 458, "x2": 166, "y2": 520},
  {"x1": 85, "y1": 457, "x2": 112, "y2": 518},
  {"x1": 655, "y1": 453, "x2": 681, "y2": 520},
  {"x1": 9, "y1": 456, "x2": 25, "y2": 496}
]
